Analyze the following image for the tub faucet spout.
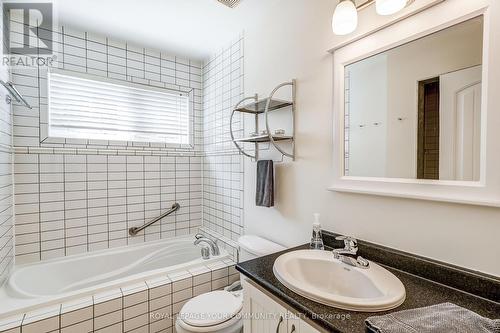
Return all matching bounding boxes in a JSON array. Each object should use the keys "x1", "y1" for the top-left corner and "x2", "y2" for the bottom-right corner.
[{"x1": 194, "y1": 237, "x2": 220, "y2": 257}]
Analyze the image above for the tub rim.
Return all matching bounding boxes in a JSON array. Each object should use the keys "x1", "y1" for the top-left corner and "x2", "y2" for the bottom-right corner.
[{"x1": 0, "y1": 234, "x2": 231, "y2": 320}]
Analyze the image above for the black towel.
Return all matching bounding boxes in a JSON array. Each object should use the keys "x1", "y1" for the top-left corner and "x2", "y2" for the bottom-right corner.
[{"x1": 256, "y1": 160, "x2": 274, "y2": 207}]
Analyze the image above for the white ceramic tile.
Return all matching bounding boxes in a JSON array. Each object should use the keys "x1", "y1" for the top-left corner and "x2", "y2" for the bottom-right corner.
[
  {"x1": 122, "y1": 283, "x2": 148, "y2": 307},
  {"x1": 60, "y1": 319, "x2": 92, "y2": 333},
  {"x1": 93, "y1": 310, "x2": 122, "y2": 330},
  {"x1": 123, "y1": 313, "x2": 148, "y2": 332},
  {"x1": 94, "y1": 298, "x2": 122, "y2": 318},
  {"x1": 94, "y1": 322, "x2": 122, "y2": 333},
  {"x1": 193, "y1": 281, "x2": 212, "y2": 297},
  {"x1": 60, "y1": 305, "x2": 92, "y2": 328},
  {"x1": 22, "y1": 305, "x2": 60, "y2": 333}
]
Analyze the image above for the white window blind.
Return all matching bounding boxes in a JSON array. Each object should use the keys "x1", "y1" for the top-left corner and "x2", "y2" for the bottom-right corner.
[{"x1": 48, "y1": 71, "x2": 191, "y2": 145}]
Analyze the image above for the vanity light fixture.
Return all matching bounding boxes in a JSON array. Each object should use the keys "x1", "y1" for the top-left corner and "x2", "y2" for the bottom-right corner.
[
  {"x1": 332, "y1": 0, "x2": 413, "y2": 35},
  {"x1": 376, "y1": 0, "x2": 407, "y2": 15},
  {"x1": 332, "y1": 0, "x2": 358, "y2": 35}
]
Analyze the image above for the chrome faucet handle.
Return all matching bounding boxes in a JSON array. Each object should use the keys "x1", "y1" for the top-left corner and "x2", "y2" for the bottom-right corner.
[
  {"x1": 200, "y1": 246, "x2": 210, "y2": 260},
  {"x1": 332, "y1": 236, "x2": 369, "y2": 269},
  {"x1": 335, "y1": 236, "x2": 358, "y2": 251},
  {"x1": 356, "y1": 256, "x2": 369, "y2": 268}
]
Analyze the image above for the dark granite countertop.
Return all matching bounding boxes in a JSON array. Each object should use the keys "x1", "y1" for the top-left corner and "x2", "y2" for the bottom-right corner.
[{"x1": 236, "y1": 244, "x2": 500, "y2": 333}]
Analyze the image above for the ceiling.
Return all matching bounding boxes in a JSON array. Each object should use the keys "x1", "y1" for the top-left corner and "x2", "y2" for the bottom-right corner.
[{"x1": 55, "y1": 0, "x2": 272, "y2": 60}]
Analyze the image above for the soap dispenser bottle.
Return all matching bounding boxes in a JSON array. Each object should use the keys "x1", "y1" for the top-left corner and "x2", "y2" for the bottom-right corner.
[{"x1": 310, "y1": 213, "x2": 325, "y2": 250}]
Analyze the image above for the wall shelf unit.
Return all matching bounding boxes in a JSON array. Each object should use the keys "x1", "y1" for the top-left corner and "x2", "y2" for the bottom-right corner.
[
  {"x1": 234, "y1": 134, "x2": 294, "y2": 143},
  {"x1": 235, "y1": 98, "x2": 293, "y2": 114},
  {"x1": 230, "y1": 80, "x2": 296, "y2": 161}
]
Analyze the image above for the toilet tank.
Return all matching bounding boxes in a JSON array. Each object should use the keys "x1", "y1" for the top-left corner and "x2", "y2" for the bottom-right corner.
[{"x1": 237, "y1": 235, "x2": 285, "y2": 262}]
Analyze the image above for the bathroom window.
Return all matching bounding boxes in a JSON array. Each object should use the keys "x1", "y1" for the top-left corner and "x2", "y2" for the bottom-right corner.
[{"x1": 47, "y1": 71, "x2": 191, "y2": 145}]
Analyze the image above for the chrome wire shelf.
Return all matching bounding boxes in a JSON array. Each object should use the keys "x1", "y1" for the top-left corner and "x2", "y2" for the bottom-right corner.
[
  {"x1": 235, "y1": 98, "x2": 292, "y2": 114},
  {"x1": 229, "y1": 80, "x2": 296, "y2": 162},
  {"x1": 234, "y1": 134, "x2": 294, "y2": 143}
]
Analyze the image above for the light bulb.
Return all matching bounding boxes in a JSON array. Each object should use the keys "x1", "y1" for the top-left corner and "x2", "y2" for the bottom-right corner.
[
  {"x1": 332, "y1": 0, "x2": 358, "y2": 36},
  {"x1": 376, "y1": 0, "x2": 407, "y2": 15}
]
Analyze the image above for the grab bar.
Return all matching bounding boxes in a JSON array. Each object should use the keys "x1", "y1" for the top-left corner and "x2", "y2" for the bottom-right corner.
[
  {"x1": 0, "y1": 80, "x2": 32, "y2": 109},
  {"x1": 128, "y1": 203, "x2": 180, "y2": 236}
]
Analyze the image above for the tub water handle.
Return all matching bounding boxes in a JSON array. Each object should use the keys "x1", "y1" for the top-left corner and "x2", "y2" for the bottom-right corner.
[{"x1": 201, "y1": 246, "x2": 210, "y2": 260}]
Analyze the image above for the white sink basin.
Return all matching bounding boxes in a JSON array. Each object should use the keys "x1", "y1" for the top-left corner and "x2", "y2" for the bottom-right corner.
[{"x1": 273, "y1": 250, "x2": 406, "y2": 312}]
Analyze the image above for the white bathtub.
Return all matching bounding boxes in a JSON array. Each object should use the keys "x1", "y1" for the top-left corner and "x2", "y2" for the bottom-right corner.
[{"x1": 0, "y1": 235, "x2": 229, "y2": 318}]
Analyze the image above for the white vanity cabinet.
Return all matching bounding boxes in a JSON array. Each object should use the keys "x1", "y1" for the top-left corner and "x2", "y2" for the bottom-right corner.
[{"x1": 242, "y1": 278, "x2": 321, "y2": 333}]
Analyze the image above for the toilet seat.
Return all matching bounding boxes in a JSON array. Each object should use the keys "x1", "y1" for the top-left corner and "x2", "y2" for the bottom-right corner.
[
  {"x1": 176, "y1": 290, "x2": 243, "y2": 332},
  {"x1": 176, "y1": 311, "x2": 242, "y2": 333}
]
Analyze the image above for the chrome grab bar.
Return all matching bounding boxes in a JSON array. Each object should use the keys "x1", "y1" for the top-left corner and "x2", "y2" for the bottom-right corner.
[
  {"x1": 0, "y1": 80, "x2": 33, "y2": 109},
  {"x1": 128, "y1": 203, "x2": 180, "y2": 236}
]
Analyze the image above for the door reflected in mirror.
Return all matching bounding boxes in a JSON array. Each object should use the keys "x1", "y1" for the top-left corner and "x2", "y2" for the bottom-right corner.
[{"x1": 344, "y1": 16, "x2": 483, "y2": 181}]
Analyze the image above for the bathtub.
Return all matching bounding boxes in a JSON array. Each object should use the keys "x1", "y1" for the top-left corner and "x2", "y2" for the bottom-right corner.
[{"x1": 0, "y1": 235, "x2": 230, "y2": 319}]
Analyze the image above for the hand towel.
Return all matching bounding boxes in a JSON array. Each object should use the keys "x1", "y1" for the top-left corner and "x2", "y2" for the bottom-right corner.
[
  {"x1": 365, "y1": 303, "x2": 500, "y2": 333},
  {"x1": 256, "y1": 160, "x2": 274, "y2": 207}
]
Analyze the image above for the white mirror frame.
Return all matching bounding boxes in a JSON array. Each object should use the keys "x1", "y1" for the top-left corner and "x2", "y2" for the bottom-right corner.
[{"x1": 329, "y1": 0, "x2": 500, "y2": 207}]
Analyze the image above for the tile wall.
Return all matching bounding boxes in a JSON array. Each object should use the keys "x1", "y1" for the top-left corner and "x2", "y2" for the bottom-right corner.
[
  {"x1": 11, "y1": 24, "x2": 205, "y2": 264},
  {"x1": 9, "y1": 20, "x2": 246, "y2": 264},
  {"x1": 201, "y1": 36, "x2": 245, "y2": 244},
  {"x1": 0, "y1": 2, "x2": 14, "y2": 283},
  {"x1": 14, "y1": 153, "x2": 203, "y2": 263},
  {"x1": 0, "y1": 11, "x2": 247, "y2": 333}
]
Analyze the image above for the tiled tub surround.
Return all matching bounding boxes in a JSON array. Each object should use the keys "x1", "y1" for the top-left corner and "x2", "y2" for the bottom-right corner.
[
  {"x1": 0, "y1": 144, "x2": 13, "y2": 283},
  {"x1": 0, "y1": 1, "x2": 14, "y2": 284},
  {"x1": 3, "y1": 21, "x2": 246, "y2": 333},
  {"x1": 0, "y1": 239, "x2": 239, "y2": 333},
  {"x1": 10, "y1": 22, "x2": 205, "y2": 264},
  {"x1": 14, "y1": 152, "x2": 203, "y2": 264},
  {"x1": 201, "y1": 36, "x2": 245, "y2": 243}
]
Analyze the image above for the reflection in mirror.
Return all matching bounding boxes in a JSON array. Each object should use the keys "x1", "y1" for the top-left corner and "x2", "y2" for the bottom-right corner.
[{"x1": 344, "y1": 17, "x2": 483, "y2": 181}]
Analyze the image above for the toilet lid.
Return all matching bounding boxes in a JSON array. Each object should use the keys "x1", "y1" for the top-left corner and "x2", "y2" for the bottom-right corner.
[{"x1": 180, "y1": 290, "x2": 243, "y2": 327}]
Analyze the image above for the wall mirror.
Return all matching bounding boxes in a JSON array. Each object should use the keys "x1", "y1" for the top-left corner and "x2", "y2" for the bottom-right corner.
[
  {"x1": 331, "y1": 1, "x2": 500, "y2": 206},
  {"x1": 345, "y1": 17, "x2": 483, "y2": 181}
]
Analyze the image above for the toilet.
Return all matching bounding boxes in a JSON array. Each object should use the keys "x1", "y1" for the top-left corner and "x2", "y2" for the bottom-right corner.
[{"x1": 175, "y1": 235, "x2": 285, "y2": 333}]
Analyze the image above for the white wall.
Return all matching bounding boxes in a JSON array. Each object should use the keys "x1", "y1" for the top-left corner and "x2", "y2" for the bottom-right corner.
[{"x1": 242, "y1": 0, "x2": 500, "y2": 276}]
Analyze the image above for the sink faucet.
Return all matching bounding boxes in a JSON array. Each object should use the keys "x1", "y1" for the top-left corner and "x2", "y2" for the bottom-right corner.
[
  {"x1": 332, "y1": 236, "x2": 370, "y2": 269},
  {"x1": 194, "y1": 234, "x2": 220, "y2": 257}
]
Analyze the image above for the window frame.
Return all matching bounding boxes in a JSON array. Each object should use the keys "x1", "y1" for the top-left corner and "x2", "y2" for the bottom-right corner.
[{"x1": 44, "y1": 69, "x2": 194, "y2": 148}]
